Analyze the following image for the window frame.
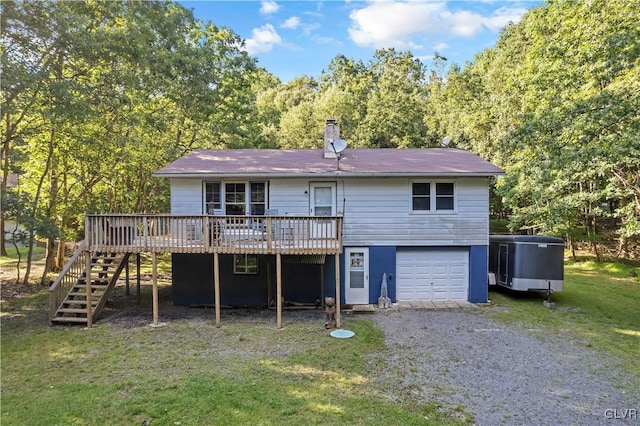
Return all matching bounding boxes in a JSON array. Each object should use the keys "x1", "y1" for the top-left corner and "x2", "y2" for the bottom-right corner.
[
  {"x1": 233, "y1": 254, "x2": 259, "y2": 275},
  {"x1": 203, "y1": 181, "x2": 268, "y2": 215},
  {"x1": 225, "y1": 182, "x2": 247, "y2": 216},
  {"x1": 249, "y1": 181, "x2": 266, "y2": 216},
  {"x1": 204, "y1": 181, "x2": 221, "y2": 214},
  {"x1": 410, "y1": 180, "x2": 456, "y2": 214}
]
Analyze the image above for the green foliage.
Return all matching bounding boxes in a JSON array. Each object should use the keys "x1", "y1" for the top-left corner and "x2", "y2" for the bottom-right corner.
[
  {"x1": 2, "y1": 0, "x2": 638, "y2": 262},
  {"x1": 427, "y1": 0, "x2": 640, "y2": 255},
  {"x1": 1, "y1": 0, "x2": 262, "y2": 281}
]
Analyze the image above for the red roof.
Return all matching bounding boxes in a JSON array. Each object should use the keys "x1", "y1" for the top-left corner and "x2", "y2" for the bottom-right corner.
[{"x1": 154, "y1": 148, "x2": 504, "y2": 177}]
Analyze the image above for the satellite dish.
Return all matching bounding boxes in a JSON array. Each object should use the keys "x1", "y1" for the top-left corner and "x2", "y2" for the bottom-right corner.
[
  {"x1": 330, "y1": 138, "x2": 348, "y2": 153},
  {"x1": 440, "y1": 136, "x2": 451, "y2": 147}
]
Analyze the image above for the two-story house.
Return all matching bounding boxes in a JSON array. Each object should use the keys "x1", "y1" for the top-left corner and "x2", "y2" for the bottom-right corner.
[{"x1": 49, "y1": 121, "x2": 503, "y2": 328}]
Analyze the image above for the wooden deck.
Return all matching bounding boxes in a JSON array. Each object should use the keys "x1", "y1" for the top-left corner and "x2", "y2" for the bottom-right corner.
[
  {"x1": 86, "y1": 214, "x2": 343, "y2": 255},
  {"x1": 50, "y1": 214, "x2": 344, "y2": 329}
]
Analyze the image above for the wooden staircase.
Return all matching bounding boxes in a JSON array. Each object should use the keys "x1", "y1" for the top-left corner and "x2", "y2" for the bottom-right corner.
[{"x1": 50, "y1": 246, "x2": 130, "y2": 325}]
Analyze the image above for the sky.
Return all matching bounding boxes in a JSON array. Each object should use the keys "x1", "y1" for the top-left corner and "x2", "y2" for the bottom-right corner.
[{"x1": 180, "y1": 0, "x2": 543, "y2": 82}]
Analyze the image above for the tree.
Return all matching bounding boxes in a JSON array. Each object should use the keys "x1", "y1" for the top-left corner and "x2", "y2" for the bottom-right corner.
[{"x1": 1, "y1": 0, "x2": 262, "y2": 282}]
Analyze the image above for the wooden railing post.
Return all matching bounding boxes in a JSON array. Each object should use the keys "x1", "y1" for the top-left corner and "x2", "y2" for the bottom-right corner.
[
  {"x1": 143, "y1": 216, "x2": 149, "y2": 250},
  {"x1": 214, "y1": 252, "x2": 220, "y2": 327},
  {"x1": 335, "y1": 253, "x2": 341, "y2": 329},
  {"x1": 276, "y1": 253, "x2": 282, "y2": 329},
  {"x1": 266, "y1": 217, "x2": 273, "y2": 252},
  {"x1": 151, "y1": 252, "x2": 158, "y2": 326},
  {"x1": 85, "y1": 250, "x2": 93, "y2": 328}
]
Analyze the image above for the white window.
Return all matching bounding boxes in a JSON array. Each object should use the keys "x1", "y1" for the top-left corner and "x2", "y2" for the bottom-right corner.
[
  {"x1": 204, "y1": 181, "x2": 267, "y2": 215},
  {"x1": 435, "y1": 182, "x2": 454, "y2": 210},
  {"x1": 204, "y1": 182, "x2": 221, "y2": 214},
  {"x1": 234, "y1": 254, "x2": 258, "y2": 274},
  {"x1": 250, "y1": 182, "x2": 266, "y2": 215},
  {"x1": 411, "y1": 181, "x2": 455, "y2": 212},
  {"x1": 225, "y1": 183, "x2": 246, "y2": 215}
]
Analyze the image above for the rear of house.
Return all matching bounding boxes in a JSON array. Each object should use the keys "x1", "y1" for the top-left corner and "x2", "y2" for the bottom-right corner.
[{"x1": 155, "y1": 123, "x2": 504, "y2": 307}]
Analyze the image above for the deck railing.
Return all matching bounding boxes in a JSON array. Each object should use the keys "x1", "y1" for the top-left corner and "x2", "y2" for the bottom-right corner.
[
  {"x1": 48, "y1": 240, "x2": 88, "y2": 324},
  {"x1": 85, "y1": 214, "x2": 343, "y2": 255}
]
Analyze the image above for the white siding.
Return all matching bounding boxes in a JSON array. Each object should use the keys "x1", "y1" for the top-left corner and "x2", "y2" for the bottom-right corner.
[
  {"x1": 340, "y1": 177, "x2": 489, "y2": 247},
  {"x1": 267, "y1": 180, "x2": 311, "y2": 216},
  {"x1": 170, "y1": 179, "x2": 203, "y2": 214},
  {"x1": 168, "y1": 176, "x2": 490, "y2": 246}
]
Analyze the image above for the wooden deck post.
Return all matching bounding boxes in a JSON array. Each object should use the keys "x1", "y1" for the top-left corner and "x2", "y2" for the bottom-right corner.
[
  {"x1": 136, "y1": 253, "x2": 141, "y2": 305},
  {"x1": 214, "y1": 252, "x2": 221, "y2": 327},
  {"x1": 85, "y1": 251, "x2": 93, "y2": 328},
  {"x1": 335, "y1": 253, "x2": 341, "y2": 328},
  {"x1": 125, "y1": 257, "x2": 130, "y2": 295},
  {"x1": 152, "y1": 252, "x2": 158, "y2": 326},
  {"x1": 276, "y1": 253, "x2": 282, "y2": 329}
]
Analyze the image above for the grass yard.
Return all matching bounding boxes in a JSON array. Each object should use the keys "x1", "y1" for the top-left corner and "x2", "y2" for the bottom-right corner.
[
  {"x1": 2, "y1": 249, "x2": 638, "y2": 425},
  {"x1": 1, "y1": 288, "x2": 466, "y2": 426},
  {"x1": 486, "y1": 256, "x2": 640, "y2": 381}
]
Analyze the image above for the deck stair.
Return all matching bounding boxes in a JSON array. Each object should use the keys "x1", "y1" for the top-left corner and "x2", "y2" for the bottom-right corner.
[{"x1": 50, "y1": 247, "x2": 130, "y2": 325}]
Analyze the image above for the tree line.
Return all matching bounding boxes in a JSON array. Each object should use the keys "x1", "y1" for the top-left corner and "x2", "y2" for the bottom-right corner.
[{"x1": 2, "y1": 0, "x2": 638, "y2": 284}]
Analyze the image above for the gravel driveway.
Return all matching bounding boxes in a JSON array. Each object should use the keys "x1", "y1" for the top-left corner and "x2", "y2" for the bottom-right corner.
[{"x1": 369, "y1": 308, "x2": 639, "y2": 426}]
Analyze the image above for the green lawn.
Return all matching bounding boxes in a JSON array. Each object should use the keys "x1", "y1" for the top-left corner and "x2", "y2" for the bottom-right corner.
[
  {"x1": 486, "y1": 257, "x2": 640, "y2": 380},
  {"x1": 1, "y1": 290, "x2": 466, "y2": 426},
  {"x1": 2, "y1": 254, "x2": 638, "y2": 425}
]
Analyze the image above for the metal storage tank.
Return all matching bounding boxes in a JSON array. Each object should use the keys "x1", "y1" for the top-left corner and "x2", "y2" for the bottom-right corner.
[{"x1": 489, "y1": 235, "x2": 564, "y2": 294}]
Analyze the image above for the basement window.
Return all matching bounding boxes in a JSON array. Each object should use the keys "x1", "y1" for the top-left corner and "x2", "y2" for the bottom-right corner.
[{"x1": 234, "y1": 254, "x2": 258, "y2": 275}]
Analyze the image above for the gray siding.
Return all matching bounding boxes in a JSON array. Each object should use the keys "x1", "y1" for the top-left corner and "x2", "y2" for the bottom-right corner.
[
  {"x1": 340, "y1": 178, "x2": 488, "y2": 247},
  {"x1": 169, "y1": 177, "x2": 489, "y2": 246}
]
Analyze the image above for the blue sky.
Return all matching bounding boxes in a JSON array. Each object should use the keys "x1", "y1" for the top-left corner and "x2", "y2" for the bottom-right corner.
[{"x1": 180, "y1": 0, "x2": 543, "y2": 82}]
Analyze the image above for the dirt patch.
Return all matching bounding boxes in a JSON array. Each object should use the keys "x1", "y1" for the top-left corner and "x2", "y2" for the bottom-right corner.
[{"x1": 0, "y1": 278, "x2": 48, "y2": 301}]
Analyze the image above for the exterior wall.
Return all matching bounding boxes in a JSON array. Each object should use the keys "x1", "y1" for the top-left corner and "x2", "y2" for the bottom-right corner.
[
  {"x1": 468, "y1": 245, "x2": 489, "y2": 303},
  {"x1": 172, "y1": 246, "x2": 488, "y2": 306},
  {"x1": 172, "y1": 254, "x2": 322, "y2": 306},
  {"x1": 168, "y1": 176, "x2": 490, "y2": 304},
  {"x1": 340, "y1": 177, "x2": 489, "y2": 247},
  {"x1": 169, "y1": 176, "x2": 490, "y2": 247},
  {"x1": 171, "y1": 178, "x2": 203, "y2": 214}
]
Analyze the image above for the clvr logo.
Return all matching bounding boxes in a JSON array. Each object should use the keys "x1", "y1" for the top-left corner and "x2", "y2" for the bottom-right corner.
[{"x1": 604, "y1": 408, "x2": 638, "y2": 420}]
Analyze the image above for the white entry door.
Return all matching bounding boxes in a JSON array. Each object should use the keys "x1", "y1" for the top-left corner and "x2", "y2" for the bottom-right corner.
[
  {"x1": 310, "y1": 182, "x2": 336, "y2": 238},
  {"x1": 345, "y1": 247, "x2": 369, "y2": 304}
]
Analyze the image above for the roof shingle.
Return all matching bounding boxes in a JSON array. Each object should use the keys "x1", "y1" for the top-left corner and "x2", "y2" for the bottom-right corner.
[{"x1": 154, "y1": 148, "x2": 504, "y2": 177}]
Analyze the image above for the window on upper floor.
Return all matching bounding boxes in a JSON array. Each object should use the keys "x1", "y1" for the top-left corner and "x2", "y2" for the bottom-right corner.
[
  {"x1": 411, "y1": 181, "x2": 455, "y2": 213},
  {"x1": 205, "y1": 182, "x2": 221, "y2": 213},
  {"x1": 204, "y1": 181, "x2": 266, "y2": 215},
  {"x1": 250, "y1": 182, "x2": 265, "y2": 215},
  {"x1": 225, "y1": 183, "x2": 246, "y2": 215}
]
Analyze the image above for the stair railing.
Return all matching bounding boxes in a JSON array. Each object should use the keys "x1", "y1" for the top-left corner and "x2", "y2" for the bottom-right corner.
[{"x1": 49, "y1": 241, "x2": 88, "y2": 324}]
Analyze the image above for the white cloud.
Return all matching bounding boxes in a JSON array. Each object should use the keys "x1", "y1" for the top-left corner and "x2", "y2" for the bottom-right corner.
[
  {"x1": 281, "y1": 16, "x2": 301, "y2": 29},
  {"x1": 244, "y1": 24, "x2": 282, "y2": 54},
  {"x1": 433, "y1": 42, "x2": 449, "y2": 52},
  {"x1": 483, "y1": 7, "x2": 529, "y2": 32},
  {"x1": 441, "y1": 10, "x2": 485, "y2": 38},
  {"x1": 348, "y1": 1, "x2": 528, "y2": 48},
  {"x1": 348, "y1": 2, "x2": 444, "y2": 49},
  {"x1": 260, "y1": 0, "x2": 280, "y2": 15}
]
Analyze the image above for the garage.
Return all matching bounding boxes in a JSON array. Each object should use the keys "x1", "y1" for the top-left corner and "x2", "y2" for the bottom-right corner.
[{"x1": 396, "y1": 250, "x2": 469, "y2": 301}]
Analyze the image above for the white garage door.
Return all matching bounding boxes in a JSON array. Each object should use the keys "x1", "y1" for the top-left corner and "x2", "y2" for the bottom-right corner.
[{"x1": 396, "y1": 251, "x2": 469, "y2": 301}]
